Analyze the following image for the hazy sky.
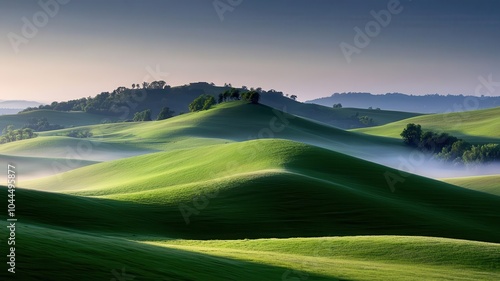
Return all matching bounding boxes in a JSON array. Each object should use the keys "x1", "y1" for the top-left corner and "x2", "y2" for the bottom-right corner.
[{"x1": 1, "y1": 0, "x2": 500, "y2": 102}]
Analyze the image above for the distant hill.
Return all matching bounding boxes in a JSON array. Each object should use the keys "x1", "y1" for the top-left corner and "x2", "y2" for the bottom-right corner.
[
  {"x1": 0, "y1": 108, "x2": 21, "y2": 115},
  {"x1": 0, "y1": 100, "x2": 43, "y2": 115},
  {"x1": 307, "y1": 93, "x2": 500, "y2": 113},
  {"x1": 0, "y1": 100, "x2": 43, "y2": 109}
]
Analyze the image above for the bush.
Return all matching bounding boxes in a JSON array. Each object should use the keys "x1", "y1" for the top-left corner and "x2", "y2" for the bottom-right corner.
[{"x1": 66, "y1": 129, "x2": 93, "y2": 138}]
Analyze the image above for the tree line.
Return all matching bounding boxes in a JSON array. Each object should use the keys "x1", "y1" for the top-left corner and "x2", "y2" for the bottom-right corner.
[{"x1": 400, "y1": 123, "x2": 500, "y2": 164}]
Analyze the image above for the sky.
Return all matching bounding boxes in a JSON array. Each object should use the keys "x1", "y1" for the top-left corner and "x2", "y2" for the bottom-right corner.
[{"x1": 1, "y1": 0, "x2": 500, "y2": 102}]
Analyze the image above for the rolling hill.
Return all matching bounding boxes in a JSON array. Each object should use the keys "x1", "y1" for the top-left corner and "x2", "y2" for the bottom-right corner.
[
  {"x1": 20, "y1": 139, "x2": 500, "y2": 243},
  {"x1": 1, "y1": 222, "x2": 498, "y2": 281},
  {"x1": 2, "y1": 102, "x2": 415, "y2": 182},
  {"x1": 2, "y1": 100, "x2": 500, "y2": 280},
  {"x1": 442, "y1": 175, "x2": 500, "y2": 196},
  {"x1": 352, "y1": 106, "x2": 500, "y2": 143}
]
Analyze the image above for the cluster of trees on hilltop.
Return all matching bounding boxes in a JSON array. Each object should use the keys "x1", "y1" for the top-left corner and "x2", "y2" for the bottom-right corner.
[
  {"x1": 1, "y1": 126, "x2": 36, "y2": 144},
  {"x1": 401, "y1": 124, "x2": 500, "y2": 164}
]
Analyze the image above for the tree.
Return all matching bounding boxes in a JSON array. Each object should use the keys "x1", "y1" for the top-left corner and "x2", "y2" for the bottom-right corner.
[
  {"x1": 157, "y1": 107, "x2": 175, "y2": 120},
  {"x1": 333, "y1": 103, "x2": 342, "y2": 108},
  {"x1": 189, "y1": 95, "x2": 216, "y2": 112},
  {"x1": 290, "y1": 95, "x2": 297, "y2": 101},
  {"x1": 223, "y1": 90, "x2": 231, "y2": 102},
  {"x1": 400, "y1": 123, "x2": 422, "y2": 147},
  {"x1": 202, "y1": 96, "x2": 216, "y2": 110},
  {"x1": 132, "y1": 84, "x2": 136, "y2": 89},
  {"x1": 142, "y1": 82, "x2": 149, "y2": 89},
  {"x1": 149, "y1": 80, "x2": 167, "y2": 89},
  {"x1": 230, "y1": 89, "x2": 240, "y2": 100},
  {"x1": 133, "y1": 109, "x2": 152, "y2": 121},
  {"x1": 241, "y1": 91, "x2": 260, "y2": 104}
]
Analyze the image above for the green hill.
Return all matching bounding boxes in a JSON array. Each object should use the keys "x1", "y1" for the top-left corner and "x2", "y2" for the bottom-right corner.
[
  {"x1": 0, "y1": 154, "x2": 96, "y2": 182},
  {"x1": 442, "y1": 175, "x2": 500, "y2": 196},
  {"x1": 352, "y1": 106, "x2": 500, "y2": 143},
  {"x1": 20, "y1": 139, "x2": 500, "y2": 242},
  {"x1": 1, "y1": 102, "x2": 409, "y2": 166},
  {"x1": 2, "y1": 222, "x2": 498, "y2": 281},
  {"x1": 2, "y1": 102, "x2": 500, "y2": 280}
]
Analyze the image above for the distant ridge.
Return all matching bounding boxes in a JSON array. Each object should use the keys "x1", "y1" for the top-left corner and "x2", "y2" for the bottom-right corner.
[
  {"x1": 0, "y1": 100, "x2": 43, "y2": 109},
  {"x1": 307, "y1": 93, "x2": 500, "y2": 113}
]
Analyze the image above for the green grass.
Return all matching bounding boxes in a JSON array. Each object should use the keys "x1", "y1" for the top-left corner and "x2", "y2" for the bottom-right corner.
[
  {"x1": 0, "y1": 154, "x2": 97, "y2": 183},
  {"x1": 150, "y1": 236, "x2": 500, "y2": 280},
  {"x1": 0, "y1": 135, "x2": 151, "y2": 161},
  {"x1": 16, "y1": 139, "x2": 500, "y2": 243},
  {"x1": 352, "y1": 106, "x2": 500, "y2": 143},
  {"x1": 7, "y1": 102, "x2": 409, "y2": 162},
  {"x1": 1, "y1": 221, "x2": 498, "y2": 280},
  {"x1": 2, "y1": 102, "x2": 499, "y2": 280},
  {"x1": 441, "y1": 175, "x2": 500, "y2": 196}
]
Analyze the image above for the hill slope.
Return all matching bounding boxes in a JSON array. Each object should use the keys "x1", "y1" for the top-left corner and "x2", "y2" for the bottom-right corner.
[
  {"x1": 442, "y1": 175, "x2": 500, "y2": 196},
  {"x1": 2, "y1": 223, "x2": 498, "y2": 281},
  {"x1": 19, "y1": 139, "x2": 500, "y2": 242},
  {"x1": 2, "y1": 102, "x2": 408, "y2": 163},
  {"x1": 352, "y1": 106, "x2": 500, "y2": 143}
]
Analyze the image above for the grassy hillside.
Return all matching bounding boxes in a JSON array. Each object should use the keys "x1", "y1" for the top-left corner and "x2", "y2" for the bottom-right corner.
[
  {"x1": 0, "y1": 154, "x2": 96, "y2": 182},
  {"x1": 2, "y1": 101, "x2": 499, "y2": 280},
  {"x1": 352, "y1": 106, "x2": 500, "y2": 143},
  {"x1": 0, "y1": 135, "x2": 151, "y2": 162},
  {"x1": 19, "y1": 140, "x2": 500, "y2": 242},
  {"x1": 442, "y1": 175, "x2": 500, "y2": 196},
  {"x1": 33, "y1": 102, "x2": 407, "y2": 158},
  {"x1": 1, "y1": 222, "x2": 498, "y2": 281},
  {"x1": 0, "y1": 109, "x2": 117, "y2": 134}
]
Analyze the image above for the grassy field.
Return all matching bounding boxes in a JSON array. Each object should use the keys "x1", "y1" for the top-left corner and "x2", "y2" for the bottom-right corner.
[
  {"x1": 352, "y1": 106, "x2": 500, "y2": 143},
  {"x1": 1, "y1": 221, "x2": 498, "y2": 281},
  {"x1": 18, "y1": 139, "x2": 500, "y2": 243},
  {"x1": 442, "y1": 174, "x2": 500, "y2": 196},
  {"x1": 1, "y1": 102, "x2": 410, "y2": 174},
  {"x1": 2, "y1": 102, "x2": 499, "y2": 280}
]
